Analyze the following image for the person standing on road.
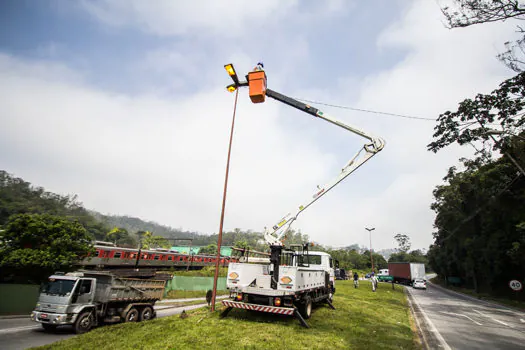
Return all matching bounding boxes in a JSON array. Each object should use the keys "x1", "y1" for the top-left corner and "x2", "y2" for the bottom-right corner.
[
  {"x1": 370, "y1": 273, "x2": 378, "y2": 292},
  {"x1": 353, "y1": 272, "x2": 359, "y2": 288}
]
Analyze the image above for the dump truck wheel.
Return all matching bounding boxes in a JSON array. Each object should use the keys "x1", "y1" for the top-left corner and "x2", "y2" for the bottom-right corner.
[
  {"x1": 74, "y1": 311, "x2": 93, "y2": 334},
  {"x1": 299, "y1": 296, "x2": 312, "y2": 319},
  {"x1": 140, "y1": 306, "x2": 153, "y2": 321},
  {"x1": 41, "y1": 323, "x2": 57, "y2": 332},
  {"x1": 125, "y1": 308, "x2": 139, "y2": 322}
]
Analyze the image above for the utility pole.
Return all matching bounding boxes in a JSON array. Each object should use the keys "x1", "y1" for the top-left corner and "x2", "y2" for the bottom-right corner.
[
  {"x1": 211, "y1": 88, "x2": 239, "y2": 312},
  {"x1": 365, "y1": 227, "x2": 375, "y2": 272}
]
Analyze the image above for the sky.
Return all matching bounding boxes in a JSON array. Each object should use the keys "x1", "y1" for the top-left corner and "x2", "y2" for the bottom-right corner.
[{"x1": 0, "y1": 0, "x2": 519, "y2": 251}]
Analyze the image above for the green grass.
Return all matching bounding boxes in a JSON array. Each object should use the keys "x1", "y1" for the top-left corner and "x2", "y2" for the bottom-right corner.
[
  {"x1": 157, "y1": 300, "x2": 211, "y2": 308},
  {"x1": 430, "y1": 277, "x2": 525, "y2": 311},
  {"x1": 165, "y1": 289, "x2": 229, "y2": 299},
  {"x1": 33, "y1": 280, "x2": 418, "y2": 350}
]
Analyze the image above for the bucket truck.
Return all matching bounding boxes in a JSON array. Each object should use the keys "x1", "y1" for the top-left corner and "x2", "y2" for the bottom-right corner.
[{"x1": 220, "y1": 64, "x2": 385, "y2": 328}]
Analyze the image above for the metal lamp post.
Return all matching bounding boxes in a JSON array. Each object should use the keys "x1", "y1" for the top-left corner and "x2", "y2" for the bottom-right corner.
[{"x1": 365, "y1": 227, "x2": 375, "y2": 272}]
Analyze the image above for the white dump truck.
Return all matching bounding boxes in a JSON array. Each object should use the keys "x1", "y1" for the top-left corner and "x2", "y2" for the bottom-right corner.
[
  {"x1": 220, "y1": 64, "x2": 385, "y2": 327},
  {"x1": 31, "y1": 270, "x2": 165, "y2": 333}
]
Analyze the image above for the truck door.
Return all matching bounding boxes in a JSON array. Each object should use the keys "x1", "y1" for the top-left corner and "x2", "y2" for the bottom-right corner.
[{"x1": 71, "y1": 278, "x2": 96, "y2": 305}]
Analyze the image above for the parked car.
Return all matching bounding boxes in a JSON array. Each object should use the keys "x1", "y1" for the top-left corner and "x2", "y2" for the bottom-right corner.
[{"x1": 412, "y1": 278, "x2": 427, "y2": 290}]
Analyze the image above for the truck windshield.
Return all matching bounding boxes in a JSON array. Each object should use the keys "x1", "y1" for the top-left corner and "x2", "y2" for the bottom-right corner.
[
  {"x1": 297, "y1": 254, "x2": 321, "y2": 265},
  {"x1": 41, "y1": 279, "x2": 76, "y2": 296}
]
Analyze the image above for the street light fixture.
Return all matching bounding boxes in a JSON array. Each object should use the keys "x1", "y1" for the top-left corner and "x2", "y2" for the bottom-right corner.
[{"x1": 365, "y1": 227, "x2": 375, "y2": 272}]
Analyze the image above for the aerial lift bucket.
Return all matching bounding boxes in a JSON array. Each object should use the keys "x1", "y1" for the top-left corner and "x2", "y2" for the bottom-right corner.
[{"x1": 248, "y1": 70, "x2": 267, "y2": 103}]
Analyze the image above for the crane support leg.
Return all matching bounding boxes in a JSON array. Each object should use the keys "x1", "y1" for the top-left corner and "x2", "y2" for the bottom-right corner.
[
  {"x1": 294, "y1": 309, "x2": 310, "y2": 328},
  {"x1": 326, "y1": 299, "x2": 336, "y2": 310},
  {"x1": 219, "y1": 307, "x2": 233, "y2": 318}
]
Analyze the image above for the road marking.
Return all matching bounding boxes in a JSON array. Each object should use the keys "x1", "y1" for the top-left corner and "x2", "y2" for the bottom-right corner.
[
  {"x1": 0, "y1": 325, "x2": 39, "y2": 334},
  {"x1": 406, "y1": 288, "x2": 452, "y2": 350},
  {"x1": 473, "y1": 309, "x2": 514, "y2": 329},
  {"x1": 430, "y1": 282, "x2": 525, "y2": 317},
  {"x1": 440, "y1": 311, "x2": 483, "y2": 326}
]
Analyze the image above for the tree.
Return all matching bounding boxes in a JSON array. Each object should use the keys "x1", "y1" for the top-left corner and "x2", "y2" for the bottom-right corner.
[
  {"x1": 106, "y1": 227, "x2": 136, "y2": 247},
  {"x1": 441, "y1": 0, "x2": 525, "y2": 72},
  {"x1": 428, "y1": 72, "x2": 525, "y2": 166},
  {"x1": 0, "y1": 214, "x2": 94, "y2": 282},
  {"x1": 372, "y1": 252, "x2": 388, "y2": 270},
  {"x1": 199, "y1": 244, "x2": 218, "y2": 255},
  {"x1": 233, "y1": 239, "x2": 250, "y2": 250},
  {"x1": 0, "y1": 170, "x2": 112, "y2": 240},
  {"x1": 139, "y1": 231, "x2": 170, "y2": 250},
  {"x1": 394, "y1": 234, "x2": 411, "y2": 253},
  {"x1": 281, "y1": 229, "x2": 310, "y2": 245},
  {"x1": 428, "y1": 153, "x2": 525, "y2": 295}
]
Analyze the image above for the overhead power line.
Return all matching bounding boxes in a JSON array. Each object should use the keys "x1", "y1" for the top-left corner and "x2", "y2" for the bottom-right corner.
[
  {"x1": 294, "y1": 97, "x2": 504, "y2": 128},
  {"x1": 295, "y1": 98, "x2": 436, "y2": 121}
]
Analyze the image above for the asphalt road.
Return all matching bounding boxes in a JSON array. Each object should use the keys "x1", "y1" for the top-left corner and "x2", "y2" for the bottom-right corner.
[
  {"x1": 407, "y1": 282, "x2": 525, "y2": 349},
  {"x1": 0, "y1": 303, "x2": 208, "y2": 350}
]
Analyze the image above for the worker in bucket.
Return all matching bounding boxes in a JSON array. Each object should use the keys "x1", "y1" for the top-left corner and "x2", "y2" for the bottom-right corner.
[
  {"x1": 370, "y1": 272, "x2": 378, "y2": 292},
  {"x1": 253, "y1": 62, "x2": 264, "y2": 71}
]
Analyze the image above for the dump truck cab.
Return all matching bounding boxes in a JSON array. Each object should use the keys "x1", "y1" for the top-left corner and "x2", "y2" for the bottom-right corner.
[{"x1": 32, "y1": 273, "x2": 96, "y2": 327}]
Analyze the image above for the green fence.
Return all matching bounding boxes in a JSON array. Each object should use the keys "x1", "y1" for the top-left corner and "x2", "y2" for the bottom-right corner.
[
  {"x1": 0, "y1": 284, "x2": 40, "y2": 315},
  {"x1": 165, "y1": 276, "x2": 227, "y2": 292}
]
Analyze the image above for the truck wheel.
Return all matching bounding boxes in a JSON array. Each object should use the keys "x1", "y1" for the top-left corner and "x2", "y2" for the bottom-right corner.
[
  {"x1": 74, "y1": 311, "x2": 93, "y2": 334},
  {"x1": 140, "y1": 306, "x2": 154, "y2": 321},
  {"x1": 125, "y1": 308, "x2": 139, "y2": 322},
  {"x1": 299, "y1": 296, "x2": 312, "y2": 319},
  {"x1": 41, "y1": 323, "x2": 57, "y2": 332}
]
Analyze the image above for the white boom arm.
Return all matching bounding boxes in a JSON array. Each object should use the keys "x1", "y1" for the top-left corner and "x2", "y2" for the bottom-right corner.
[{"x1": 262, "y1": 91, "x2": 385, "y2": 246}]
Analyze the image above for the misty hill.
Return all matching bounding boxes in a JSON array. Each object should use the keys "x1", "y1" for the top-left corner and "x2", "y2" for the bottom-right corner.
[{"x1": 89, "y1": 211, "x2": 204, "y2": 241}]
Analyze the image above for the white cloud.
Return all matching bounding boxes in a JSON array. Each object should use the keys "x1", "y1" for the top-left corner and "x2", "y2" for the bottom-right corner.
[
  {"x1": 79, "y1": 0, "x2": 299, "y2": 36},
  {"x1": 305, "y1": 0, "x2": 518, "y2": 250},
  {"x1": 1, "y1": 1, "x2": 521, "y2": 253},
  {"x1": 0, "y1": 53, "x2": 336, "y2": 239}
]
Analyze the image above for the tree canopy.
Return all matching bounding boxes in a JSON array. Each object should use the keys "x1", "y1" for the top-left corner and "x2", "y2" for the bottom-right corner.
[
  {"x1": 428, "y1": 72, "x2": 525, "y2": 164},
  {"x1": 427, "y1": 151, "x2": 525, "y2": 295},
  {"x1": 394, "y1": 234, "x2": 411, "y2": 253},
  {"x1": 0, "y1": 214, "x2": 94, "y2": 282},
  {"x1": 427, "y1": 3, "x2": 525, "y2": 298}
]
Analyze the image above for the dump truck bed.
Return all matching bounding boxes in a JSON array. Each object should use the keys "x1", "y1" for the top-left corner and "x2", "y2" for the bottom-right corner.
[
  {"x1": 106, "y1": 277, "x2": 166, "y2": 301},
  {"x1": 69, "y1": 271, "x2": 166, "y2": 303}
]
